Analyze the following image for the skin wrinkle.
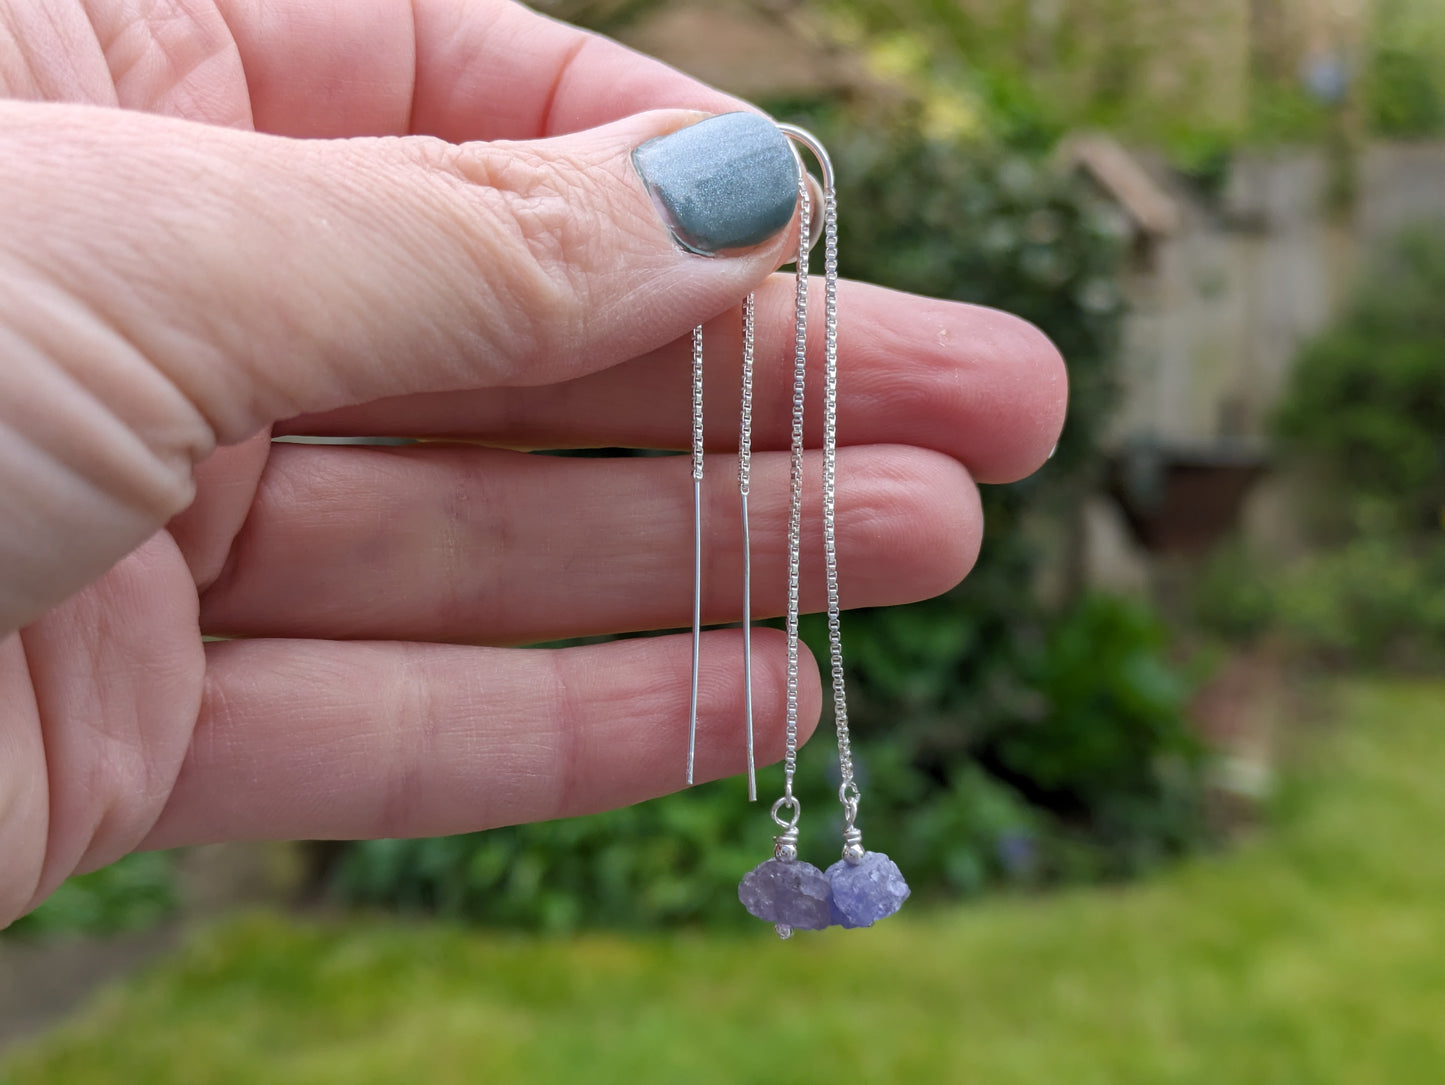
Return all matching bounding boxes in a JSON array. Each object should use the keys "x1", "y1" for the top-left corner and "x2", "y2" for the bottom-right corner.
[
  {"x1": 8, "y1": 3, "x2": 115, "y2": 102},
  {"x1": 419, "y1": 139, "x2": 590, "y2": 374},
  {"x1": 546, "y1": 648, "x2": 584, "y2": 821},
  {"x1": 408, "y1": 0, "x2": 549, "y2": 141},
  {"x1": 536, "y1": 28, "x2": 591, "y2": 144},
  {"x1": 93, "y1": 0, "x2": 236, "y2": 115},
  {"x1": 0, "y1": 427, "x2": 173, "y2": 634},
  {"x1": 270, "y1": 134, "x2": 551, "y2": 409},
  {"x1": 436, "y1": 467, "x2": 473, "y2": 633},
  {"x1": 165, "y1": 431, "x2": 270, "y2": 592},
  {"x1": 194, "y1": 442, "x2": 295, "y2": 630},
  {"x1": 9, "y1": 633, "x2": 49, "y2": 920},
  {"x1": 403, "y1": 0, "x2": 421, "y2": 134},
  {"x1": 69, "y1": 0, "x2": 134, "y2": 104},
  {"x1": 848, "y1": 445, "x2": 976, "y2": 556},
  {"x1": 15, "y1": 99, "x2": 793, "y2": 447},
  {"x1": 374, "y1": 646, "x2": 433, "y2": 838},
  {"x1": 0, "y1": 112, "x2": 196, "y2": 332},
  {"x1": 0, "y1": 333, "x2": 193, "y2": 534},
  {"x1": 32, "y1": 124, "x2": 417, "y2": 451},
  {"x1": 19, "y1": 617, "x2": 84, "y2": 908},
  {"x1": 201, "y1": 140, "x2": 358, "y2": 428},
  {"x1": 38, "y1": 538, "x2": 201, "y2": 878},
  {"x1": 0, "y1": 8, "x2": 32, "y2": 94},
  {"x1": 0, "y1": 106, "x2": 259, "y2": 451},
  {"x1": 0, "y1": 266, "x2": 214, "y2": 513}
]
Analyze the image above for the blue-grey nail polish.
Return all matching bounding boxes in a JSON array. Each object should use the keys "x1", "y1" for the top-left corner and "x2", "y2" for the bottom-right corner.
[{"x1": 632, "y1": 113, "x2": 799, "y2": 256}]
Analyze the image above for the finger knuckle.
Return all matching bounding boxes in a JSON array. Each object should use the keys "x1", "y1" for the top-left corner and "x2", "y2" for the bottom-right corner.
[{"x1": 408, "y1": 139, "x2": 601, "y2": 355}]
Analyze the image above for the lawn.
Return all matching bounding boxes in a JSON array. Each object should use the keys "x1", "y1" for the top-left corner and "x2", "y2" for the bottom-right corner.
[{"x1": 4, "y1": 680, "x2": 1445, "y2": 1084}]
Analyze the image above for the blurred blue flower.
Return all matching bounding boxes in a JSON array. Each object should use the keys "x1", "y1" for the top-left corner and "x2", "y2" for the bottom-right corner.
[{"x1": 996, "y1": 831, "x2": 1038, "y2": 879}]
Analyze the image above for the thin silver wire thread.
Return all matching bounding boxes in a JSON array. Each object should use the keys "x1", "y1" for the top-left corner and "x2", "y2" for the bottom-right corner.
[
  {"x1": 687, "y1": 323, "x2": 704, "y2": 787},
  {"x1": 778, "y1": 170, "x2": 812, "y2": 819},
  {"x1": 738, "y1": 294, "x2": 757, "y2": 802},
  {"x1": 818, "y1": 178, "x2": 859, "y2": 826}
]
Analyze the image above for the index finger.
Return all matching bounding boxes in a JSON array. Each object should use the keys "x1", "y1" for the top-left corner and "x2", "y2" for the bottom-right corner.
[{"x1": 216, "y1": 0, "x2": 750, "y2": 139}]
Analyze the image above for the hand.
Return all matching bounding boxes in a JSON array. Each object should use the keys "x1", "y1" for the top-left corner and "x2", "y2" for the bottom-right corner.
[{"x1": 0, "y1": 0, "x2": 1065, "y2": 927}]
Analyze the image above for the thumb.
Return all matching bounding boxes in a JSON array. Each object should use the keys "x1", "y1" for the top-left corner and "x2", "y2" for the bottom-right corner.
[{"x1": 0, "y1": 104, "x2": 801, "y2": 630}]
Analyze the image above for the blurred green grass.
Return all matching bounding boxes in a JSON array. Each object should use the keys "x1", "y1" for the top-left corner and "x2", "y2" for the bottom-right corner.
[{"x1": 6, "y1": 679, "x2": 1445, "y2": 1084}]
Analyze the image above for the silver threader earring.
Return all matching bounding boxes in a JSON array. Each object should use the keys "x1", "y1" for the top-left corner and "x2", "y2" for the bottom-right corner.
[{"x1": 732, "y1": 125, "x2": 911, "y2": 938}]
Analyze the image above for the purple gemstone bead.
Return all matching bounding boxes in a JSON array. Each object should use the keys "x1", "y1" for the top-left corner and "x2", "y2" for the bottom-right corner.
[
  {"x1": 738, "y1": 858, "x2": 833, "y2": 931},
  {"x1": 825, "y1": 851, "x2": 910, "y2": 928}
]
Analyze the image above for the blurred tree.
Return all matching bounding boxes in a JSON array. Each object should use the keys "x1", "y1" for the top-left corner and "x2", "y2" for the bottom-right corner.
[
  {"x1": 1276, "y1": 226, "x2": 1445, "y2": 535},
  {"x1": 1365, "y1": 0, "x2": 1445, "y2": 138},
  {"x1": 1196, "y1": 225, "x2": 1445, "y2": 670}
]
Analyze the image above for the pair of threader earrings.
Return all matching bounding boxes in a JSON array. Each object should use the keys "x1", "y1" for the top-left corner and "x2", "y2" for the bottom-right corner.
[{"x1": 679, "y1": 123, "x2": 910, "y2": 938}]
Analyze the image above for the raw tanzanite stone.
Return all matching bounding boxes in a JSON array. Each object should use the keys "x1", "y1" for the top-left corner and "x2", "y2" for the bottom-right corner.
[
  {"x1": 738, "y1": 858, "x2": 833, "y2": 931},
  {"x1": 826, "y1": 851, "x2": 910, "y2": 929}
]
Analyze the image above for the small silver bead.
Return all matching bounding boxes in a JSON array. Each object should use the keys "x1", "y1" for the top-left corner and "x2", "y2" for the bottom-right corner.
[
  {"x1": 842, "y1": 843, "x2": 866, "y2": 865},
  {"x1": 775, "y1": 924, "x2": 793, "y2": 940},
  {"x1": 775, "y1": 842, "x2": 798, "y2": 863}
]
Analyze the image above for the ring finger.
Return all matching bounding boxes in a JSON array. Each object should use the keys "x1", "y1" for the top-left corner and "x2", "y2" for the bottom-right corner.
[{"x1": 199, "y1": 442, "x2": 980, "y2": 643}]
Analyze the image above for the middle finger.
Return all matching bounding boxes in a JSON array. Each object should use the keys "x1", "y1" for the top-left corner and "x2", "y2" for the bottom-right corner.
[{"x1": 277, "y1": 276, "x2": 1066, "y2": 486}]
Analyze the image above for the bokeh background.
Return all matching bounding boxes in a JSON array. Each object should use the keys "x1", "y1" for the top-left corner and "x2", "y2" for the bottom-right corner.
[{"x1": 4, "y1": 1, "x2": 1445, "y2": 1081}]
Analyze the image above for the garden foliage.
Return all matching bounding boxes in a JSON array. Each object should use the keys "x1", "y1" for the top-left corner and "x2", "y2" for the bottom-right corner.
[
  {"x1": 1198, "y1": 225, "x2": 1445, "y2": 667},
  {"x1": 1275, "y1": 228, "x2": 1445, "y2": 536},
  {"x1": 7, "y1": 851, "x2": 177, "y2": 938}
]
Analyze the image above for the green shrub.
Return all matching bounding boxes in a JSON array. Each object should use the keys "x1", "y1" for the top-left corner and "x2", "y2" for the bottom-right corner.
[
  {"x1": 1200, "y1": 225, "x2": 1445, "y2": 667},
  {"x1": 1272, "y1": 535, "x2": 1445, "y2": 668},
  {"x1": 1203, "y1": 533, "x2": 1445, "y2": 667},
  {"x1": 1367, "y1": 46, "x2": 1445, "y2": 137},
  {"x1": 987, "y1": 595, "x2": 1201, "y2": 860},
  {"x1": 6, "y1": 851, "x2": 178, "y2": 938},
  {"x1": 1191, "y1": 539, "x2": 1280, "y2": 644},
  {"x1": 333, "y1": 736, "x2": 1042, "y2": 932},
  {"x1": 1363, "y1": 0, "x2": 1445, "y2": 139},
  {"x1": 1275, "y1": 227, "x2": 1445, "y2": 536}
]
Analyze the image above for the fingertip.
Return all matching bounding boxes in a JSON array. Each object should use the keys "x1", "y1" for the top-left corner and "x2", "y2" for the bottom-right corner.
[
  {"x1": 720, "y1": 624, "x2": 822, "y2": 763},
  {"x1": 842, "y1": 286, "x2": 1069, "y2": 484},
  {"x1": 840, "y1": 445, "x2": 983, "y2": 604},
  {"x1": 982, "y1": 312, "x2": 1069, "y2": 483},
  {"x1": 795, "y1": 628, "x2": 824, "y2": 749}
]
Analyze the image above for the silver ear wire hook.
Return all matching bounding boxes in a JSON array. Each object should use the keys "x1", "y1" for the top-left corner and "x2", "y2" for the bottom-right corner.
[
  {"x1": 776, "y1": 124, "x2": 835, "y2": 190},
  {"x1": 776, "y1": 131, "x2": 828, "y2": 258},
  {"x1": 777, "y1": 125, "x2": 834, "y2": 260}
]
